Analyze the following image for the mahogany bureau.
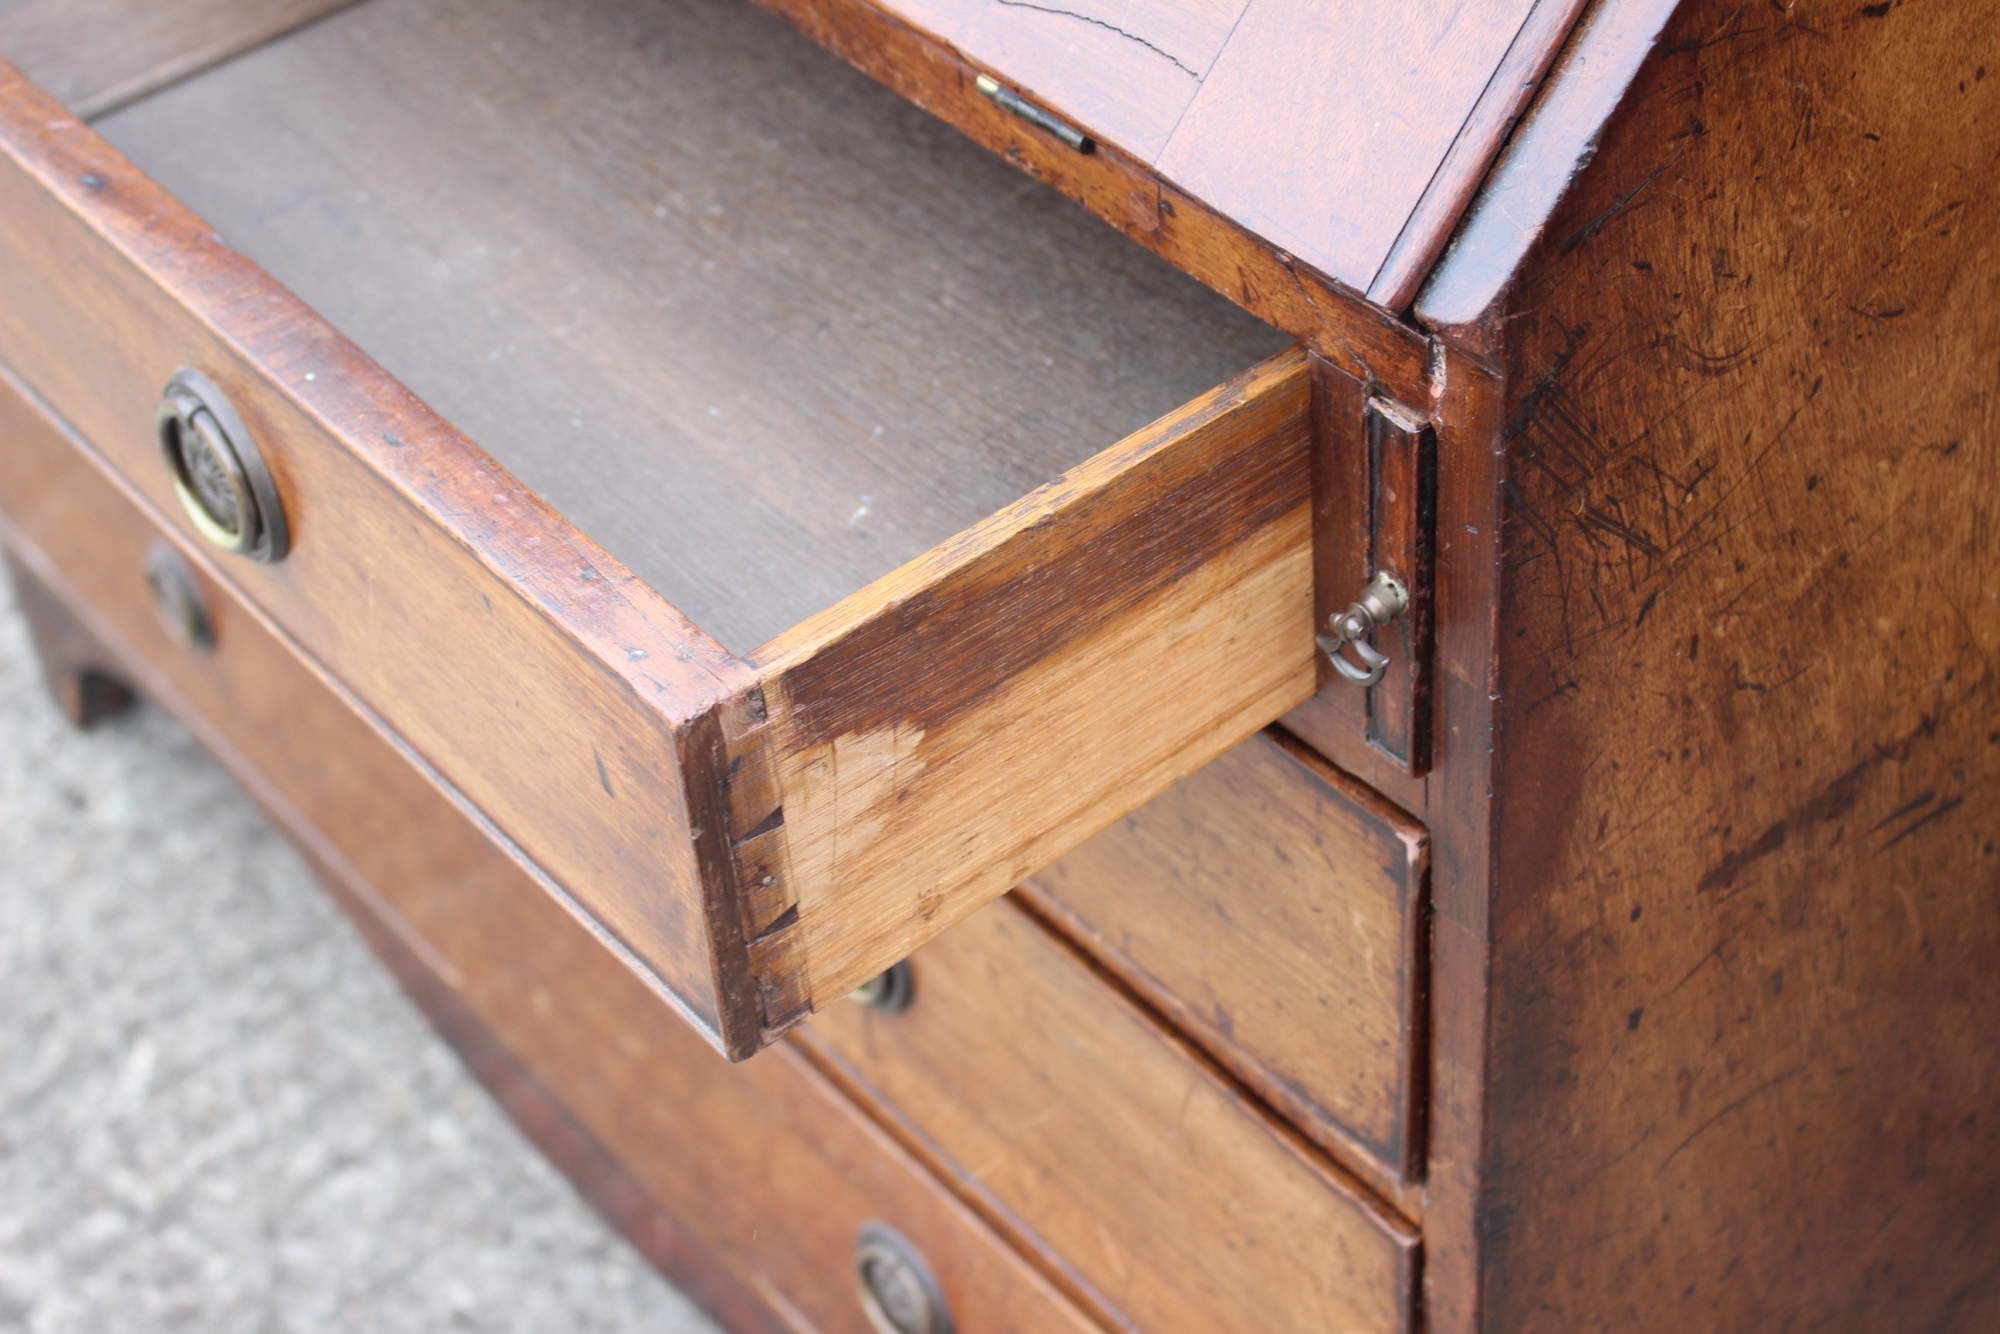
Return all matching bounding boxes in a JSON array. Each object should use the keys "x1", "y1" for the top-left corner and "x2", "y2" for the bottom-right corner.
[{"x1": 0, "y1": 0, "x2": 1993, "y2": 1331}]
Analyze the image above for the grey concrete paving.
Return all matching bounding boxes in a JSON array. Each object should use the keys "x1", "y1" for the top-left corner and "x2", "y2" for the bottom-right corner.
[{"x1": 0, "y1": 569, "x2": 724, "y2": 1333}]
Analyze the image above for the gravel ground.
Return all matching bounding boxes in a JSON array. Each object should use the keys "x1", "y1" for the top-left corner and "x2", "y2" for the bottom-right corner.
[{"x1": 0, "y1": 569, "x2": 723, "y2": 1333}]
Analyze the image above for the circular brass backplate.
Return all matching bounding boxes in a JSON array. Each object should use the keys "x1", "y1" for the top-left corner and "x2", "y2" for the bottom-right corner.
[
  {"x1": 144, "y1": 540, "x2": 215, "y2": 650},
  {"x1": 157, "y1": 368, "x2": 288, "y2": 562},
  {"x1": 848, "y1": 960, "x2": 915, "y2": 1013},
  {"x1": 856, "y1": 1223, "x2": 953, "y2": 1334}
]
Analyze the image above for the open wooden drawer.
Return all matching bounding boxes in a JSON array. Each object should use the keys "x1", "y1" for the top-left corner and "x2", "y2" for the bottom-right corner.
[{"x1": 0, "y1": 0, "x2": 1312, "y2": 1056}]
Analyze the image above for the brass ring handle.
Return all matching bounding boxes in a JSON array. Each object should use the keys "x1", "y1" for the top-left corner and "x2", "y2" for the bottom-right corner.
[
  {"x1": 157, "y1": 368, "x2": 288, "y2": 562},
  {"x1": 856, "y1": 1223, "x2": 954, "y2": 1334},
  {"x1": 849, "y1": 960, "x2": 914, "y2": 1013},
  {"x1": 143, "y1": 540, "x2": 215, "y2": 650}
]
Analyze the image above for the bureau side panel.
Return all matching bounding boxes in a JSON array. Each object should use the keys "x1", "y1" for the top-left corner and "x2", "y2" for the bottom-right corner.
[{"x1": 1482, "y1": 3, "x2": 2000, "y2": 1329}]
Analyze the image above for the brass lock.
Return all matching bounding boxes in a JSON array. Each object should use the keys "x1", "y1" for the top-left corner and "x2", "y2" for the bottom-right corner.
[
  {"x1": 1318, "y1": 571, "x2": 1409, "y2": 688},
  {"x1": 157, "y1": 368, "x2": 288, "y2": 562},
  {"x1": 856, "y1": 1223, "x2": 954, "y2": 1334}
]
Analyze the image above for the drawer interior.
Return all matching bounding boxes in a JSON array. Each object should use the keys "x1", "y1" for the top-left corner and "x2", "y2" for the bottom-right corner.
[{"x1": 89, "y1": 0, "x2": 1289, "y2": 653}]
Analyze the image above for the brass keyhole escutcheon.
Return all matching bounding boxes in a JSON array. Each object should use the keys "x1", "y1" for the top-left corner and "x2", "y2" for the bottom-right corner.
[
  {"x1": 856, "y1": 1223, "x2": 953, "y2": 1334},
  {"x1": 157, "y1": 368, "x2": 288, "y2": 562}
]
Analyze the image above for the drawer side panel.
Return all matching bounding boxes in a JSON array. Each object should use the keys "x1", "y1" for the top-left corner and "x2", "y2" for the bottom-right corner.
[
  {"x1": 0, "y1": 368, "x2": 1105, "y2": 1334},
  {"x1": 0, "y1": 68, "x2": 745, "y2": 1037},
  {"x1": 756, "y1": 347, "x2": 1318, "y2": 1013}
]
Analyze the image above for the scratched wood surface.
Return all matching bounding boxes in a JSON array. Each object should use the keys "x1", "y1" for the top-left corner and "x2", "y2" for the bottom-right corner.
[
  {"x1": 878, "y1": 0, "x2": 1246, "y2": 160},
  {"x1": 799, "y1": 897, "x2": 1417, "y2": 1334},
  {"x1": 869, "y1": 0, "x2": 1584, "y2": 298},
  {"x1": 97, "y1": 0, "x2": 1287, "y2": 655},
  {"x1": 1471, "y1": 0, "x2": 2000, "y2": 1328},
  {"x1": 0, "y1": 0, "x2": 1328, "y2": 1057},
  {"x1": 1025, "y1": 728, "x2": 1428, "y2": 1201},
  {"x1": 0, "y1": 0, "x2": 353, "y2": 119},
  {"x1": 0, "y1": 62, "x2": 766, "y2": 1038},
  {"x1": 753, "y1": 347, "x2": 1317, "y2": 1013},
  {"x1": 758, "y1": 0, "x2": 1435, "y2": 407},
  {"x1": 0, "y1": 370, "x2": 1108, "y2": 1334}
]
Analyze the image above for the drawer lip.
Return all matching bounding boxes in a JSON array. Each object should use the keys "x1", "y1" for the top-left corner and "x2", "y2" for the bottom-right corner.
[
  {"x1": 0, "y1": 380, "x2": 1108, "y2": 1334},
  {"x1": 0, "y1": 62, "x2": 1318, "y2": 1058},
  {"x1": 799, "y1": 897, "x2": 1420, "y2": 1334},
  {"x1": 0, "y1": 356, "x2": 731, "y2": 1048},
  {"x1": 1022, "y1": 726, "x2": 1432, "y2": 1200}
]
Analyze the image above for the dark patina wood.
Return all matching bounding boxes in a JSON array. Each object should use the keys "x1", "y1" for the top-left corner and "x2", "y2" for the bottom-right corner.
[
  {"x1": 1024, "y1": 728, "x2": 1429, "y2": 1203},
  {"x1": 1416, "y1": 0, "x2": 2000, "y2": 1328},
  {"x1": 801, "y1": 895, "x2": 1418, "y2": 1334},
  {"x1": 5, "y1": 549, "x2": 133, "y2": 726},
  {"x1": 0, "y1": 0, "x2": 1319, "y2": 1056},
  {"x1": 0, "y1": 363, "x2": 1109, "y2": 1334},
  {"x1": 6, "y1": 0, "x2": 1995, "y2": 1329}
]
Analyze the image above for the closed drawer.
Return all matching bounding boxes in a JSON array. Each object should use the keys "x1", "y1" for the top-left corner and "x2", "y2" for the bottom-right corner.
[
  {"x1": 799, "y1": 899, "x2": 1419, "y2": 1334},
  {"x1": 1029, "y1": 731, "x2": 1428, "y2": 1194},
  {"x1": 0, "y1": 360, "x2": 1109, "y2": 1334},
  {"x1": 0, "y1": 0, "x2": 1312, "y2": 1057}
]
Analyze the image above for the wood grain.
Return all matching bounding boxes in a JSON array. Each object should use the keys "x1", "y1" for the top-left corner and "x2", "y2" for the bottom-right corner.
[
  {"x1": 856, "y1": 0, "x2": 1592, "y2": 306},
  {"x1": 0, "y1": 61, "x2": 753, "y2": 1038},
  {"x1": 754, "y1": 347, "x2": 1317, "y2": 1007},
  {"x1": 749, "y1": 0, "x2": 1436, "y2": 407},
  {"x1": 1271, "y1": 338, "x2": 1512, "y2": 1334},
  {"x1": 0, "y1": 43, "x2": 1335, "y2": 1054},
  {"x1": 97, "y1": 0, "x2": 1288, "y2": 655},
  {"x1": 1409, "y1": 339, "x2": 1506, "y2": 1334},
  {"x1": 875, "y1": 0, "x2": 1246, "y2": 160},
  {"x1": 1363, "y1": 398, "x2": 1439, "y2": 773},
  {"x1": 3, "y1": 20, "x2": 1328, "y2": 1056},
  {"x1": 1025, "y1": 728, "x2": 1428, "y2": 1200},
  {"x1": 1415, "y1": 0, "x2": 1686, "y2": 342},
  {"x1": 1364, "y1": 0, "x2": 1594, "y2": 310},
  {"x1": 0, "y1": 0, "x2": 354, "y2": 119},
  {"x1": 1476, "y1": 0, "x2": 2000, "y2": 1327},
  {"x1": 0, "y1": 366, "x2": 1108, "y2": 1334},
  {"x1": 1154, "y1": 0, "x2": 1542, "y2": 293},
  {"x1": 799, "y1": 897, "x2": 1417, "y2": 1334}
]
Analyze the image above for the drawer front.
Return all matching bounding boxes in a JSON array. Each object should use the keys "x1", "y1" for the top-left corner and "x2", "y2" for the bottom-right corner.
[
  {"x1": 1029, "y1": 730, "x2": 1428, "y2": 1191},
  {"x1": 801, "y1": 900, "x2": 1418, "y2": 1334},
  {"x1": 0, "y1": 62, "x2": 1319, "y2": 1055},
  {"x1": 0, "y1": 364, "x2": 1105, "y2": 1334},
  {"x1": 0, "y1": 63, "x2": 744, "y2": 1031}
]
